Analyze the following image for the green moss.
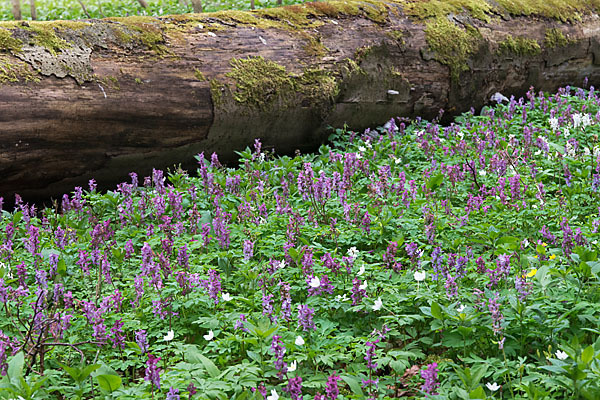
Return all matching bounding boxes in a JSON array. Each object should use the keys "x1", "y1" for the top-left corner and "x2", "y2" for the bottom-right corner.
[
  {"x1": 545, "y1": 28, "x2": 571, "y2": 48},
  {"x1": 221, "y1": 56, "x2": 339, "y2": 111},
  {"x1": 110, "y1": 16, "x2": 167, "y2": 53},
  {"x1": 386, "y1": 30, "x2": 405, "y2": 44},
  {"x1": 403, "y1": 0, "x2": 493, "y2": 22},
  {"x1": 304, "y1": 36, "x2": 327, "y2": 57},
  {"x1": 498, "y1": 34, "x2": 541, "y2": 56},
  {"x1": 424, "y1": 17, "x2": 479, "y2": 81},
  {"x1": 0, "y1": 55, "x2": 39, "y2": 83},
  {"x1": 0, "y1": 28, "x2": 22, "y2": 53},
  {"x1": 296, "y1": 68, "x2": 339, "y2": 106},
  {"x1": 494, "y1": 0, "x2": 597, "y2": 22},
  {"x1": 354, "y1": 45, "x2": 373, "y2": 63},
  {"x1": 210, "y1": 78, "x2": 225, "y2": 107},
  {"x1": 194, "y1": 68, "x2": 206, "y2": 81},
  {"x1": 27, "y1": 25, "x2": 71, "y2": 55},
  {"x1": 226, "y1": 56, "x2": 294, "y2": 109},
  {"x1": 135, "y1": 77, "x2": 143, "y2": 84}
]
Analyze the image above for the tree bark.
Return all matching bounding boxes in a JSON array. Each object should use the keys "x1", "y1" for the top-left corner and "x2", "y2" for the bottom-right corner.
[
  {"x1": 0, "y1": 0, "x2": 600, "y2": 202},
  {"x1": 190, "y1": 0, "x2": 202, "y2": 13},
  {"x1": 29, "y1": 0, "x2": 36, "y2": 20},
  {"x1": 11, "y1": 0, "x2": 21, "y2": 20}
]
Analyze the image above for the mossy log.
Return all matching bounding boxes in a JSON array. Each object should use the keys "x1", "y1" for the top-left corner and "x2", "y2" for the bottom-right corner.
[{"x1": 1, "y1": 0, "x2": 600, "y2": 201}]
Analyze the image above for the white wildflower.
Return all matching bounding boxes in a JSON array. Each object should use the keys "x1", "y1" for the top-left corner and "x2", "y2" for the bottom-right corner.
[
  {"x1": 491, "y1": 92, "x2": 509, "y2": 103},
  {"x1": 414, "y1": 271, "x2": 426, "y2": 281},
  {"x1": 295, "y1": 336, "x2": 305, "y2": 346},
  {"x1": 457, "y1": 304, "x2": 466, "y2": 313},
  {"x1": 163, "y1": 330, "x2": 174, "y2": 341},
  {"x1": 203, "y1": 330, "x2": 214, "y2": 341},
  {"x1": 372, "y1": 297, "x2": 383, "y2": 311},
  {"x1": 222, "y1": 293, "x2": 232, "y2": 301},
  {"x1": 288, "y1": 360, "x2": 297, "y2": 372},
  {"x1": 555, "y1": 350, "x2": 568, "y2": 360},
  {"x1": 573, "y1": 113, "x2": 583, "y2": 129},
  {"x1": 347, "y1": 246, "x2": 359, "y2": 261},
  {"x1": 549, "y1": 117, "x2": 559, "y2": 132},
  {"x1": 582, "y1": 113, "x2": 593, "y2": 129},
  {"x1": 267, "y1": 389, "x2": 279, "y2": 400},
  {"x1": 486, "y1": 382, "x2": 500, "y2": 391},
  {"x1": 359, "y1": 280, "x2": 368, "y2": 291},
  {"x1": 309, "y1": 276, "x2": 321, "y2": 288},
  {"x1": 357, "y1": 265, "x2": 365, "y2": 276}
]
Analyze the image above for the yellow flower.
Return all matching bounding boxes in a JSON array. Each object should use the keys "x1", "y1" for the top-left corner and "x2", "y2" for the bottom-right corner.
[
  {"x1": 534, "y1": 255, "x2": 538, "y2": 259},
  {"x1": 526, "y1": 269, "x2": 537, "y2": 278},
  {"x1": 549, "y1": 254, "x2": 556, "y2": 260},
  {"x1": 542, "y1": 242, "x2": 547, "y2": 247}
]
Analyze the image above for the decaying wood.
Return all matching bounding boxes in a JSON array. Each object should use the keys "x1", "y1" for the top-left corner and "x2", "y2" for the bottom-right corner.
[{"x1": 0, "y1": 0, "x2": 600, "y2": 202}]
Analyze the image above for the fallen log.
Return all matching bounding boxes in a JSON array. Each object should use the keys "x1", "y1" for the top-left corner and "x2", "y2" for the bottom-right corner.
[{"x1": 1, "y1": 0, "x2": 600, "y2": 201}]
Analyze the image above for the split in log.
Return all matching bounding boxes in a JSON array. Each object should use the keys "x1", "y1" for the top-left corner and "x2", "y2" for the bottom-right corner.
[{"x1": 0, "y1": 0, "x2": 599, "y2": 202}]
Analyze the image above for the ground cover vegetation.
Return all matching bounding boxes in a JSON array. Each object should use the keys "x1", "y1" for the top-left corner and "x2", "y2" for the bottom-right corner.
[
  {"x1": 0, "y1": 85, "x2": 599, "y2": 399},
  {"x1": 0, "y1": 0, "x2": 302, "y2": 21}
]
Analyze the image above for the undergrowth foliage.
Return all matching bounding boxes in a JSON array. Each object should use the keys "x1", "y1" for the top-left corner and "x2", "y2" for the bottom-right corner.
[{"x1": 0, "y1": 85, "x2": 600, "y2": 399}]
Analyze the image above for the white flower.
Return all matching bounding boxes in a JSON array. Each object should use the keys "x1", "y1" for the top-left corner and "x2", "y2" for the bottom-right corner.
[
  {"x1": 414, "y1": 271, "x2": 426, "y2": 281},
  {"x1": 490, "y1": 92, "x2": 509, "y2": 103},
  {"x1": 393, "y1": 156, "x2": 402, "y2": 165},
  {"x1": 555, "y1": 350, "x2": 568, "y2": 360},
  {"x1": 295, "y1": 336, "x2": 305, "y2": 346},
  {"x1": 358, "y1": 146, "x2": 366, "y2": 152},
  {"x1": 203, "y1": 330, "x2": 214, "y2": 341},
  {"x1": 549, "y1": 117, "x2": 559, "y2": 132},
  {"x1": 478, "y1": 169, "x2": 486, "y2": 176},
  {"x1": 565, "y1": 142, "x2": 576, "y2": 158},
  {"x1": 582, "y1": 113, "x2": 593, "y2": 128},
  {"x1": 277, "y1": 260, "x2": 286, "y2": 269},
  {"x1": 573, "y1": 113, "x2": 583, "y2": 129},
  {"x1": 522, "y1": 238, "x2": 529, "y2": 248},
  {"x1": 335, "y1": 294, "x2": 349, "y2": 302},
  {"x1": 359, "y1": 280, "x2": 368, "y2": 290},
  {"x1": 222, "y1": 292, "x2": 232, "y2": 301},
  {"x1": 288, "y1": 360, "x2": 297, "y2": 372},
  {"x1": 372, "y1": 297, "x2": 383, "y2": 311},
  {"x1": 357, "y1": 265, "x2": 365, "y2": 276},
  {"x1": 457, "y1": 305, "x2": 466, "y2": 313},
  {"x1": 347, "y1": 247, "x2": 359, "y2": 261},
  {"x1": 356, "y1": 153, "x2": 362, "y2": 159},
  {"x1": 486, "y1": 382, "x2": 500, "y2": 391},
  {"x1": 163, "y1": 330, "x2": 174, "y2": 341},
  {"x1": 267, "y1": 389, "x2": 279, "y2": 400},
  {"x1": 309, "y1": 276, "x2": 321, "y2": 288}
]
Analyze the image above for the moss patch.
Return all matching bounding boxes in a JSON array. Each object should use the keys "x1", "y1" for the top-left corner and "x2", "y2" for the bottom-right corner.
[
  {"x1": 403, "y1": 0, "x2": 493, "y2": 22},
  {"x1": 0, "y1": 55, "x2": 39, "y2": 83},
  {"x1": 226, "y1": 56, "x2": 294, "y2": 109},
  {"x1": 494, "y1": 0, "x2": 596, "y2": 22},
  {"x1": 194, "y1": 68, "x2": 206, "y2": 81},
  {"x1": 424, "y1": 17, "x2": 479, "y2": 81},
  {"x1": 27, "y1": 25, "x2": 71, "y2": 55},
  {"x1": 222, "y1": 56, "x2": 339, "y2": 111},
  {"x1": 545, "y1": 27, "x2": 572, "y2": 48},
  {"x1": 498, "y1": 34, "x2": 541, "y2": 56},
  {"x1": 0, "y1": 28, "x2": 22, "y2": 53},
  {"x1": 386, "y1": 30, "x2": 405, "y2": 44},
  {"x1": 304, "y1": 35, "x2": 327, "y2": 57}
]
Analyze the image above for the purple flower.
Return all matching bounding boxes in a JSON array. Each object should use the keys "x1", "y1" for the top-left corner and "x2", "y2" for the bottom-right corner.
[
  {"x1": 203, "y1": 269, "x2": 221, "y2": 305},
  {"x1": 351, "y1": 278, "x2": 367, "y2": 306},
  {"x1": 364, "y1": 339, "x2": 379, "y2": 370},
  {"x1": 145, "y1": 353, "x2": 161, "y2": 390},
  {"x1": 270, "y1": 335, "x2": 288, "y2": 378},
  {"x1": 166, "y1": 387, "x2": 180, "y2": 400},
  {"x1": 280, "y1": 283, "x2": 292, "y2": 322},
  {"x1": 234, "y1": 314, "x2": 249, "y2": 332},
  {"x1": 325, "y1": 372, "x2": 342, "y2": 400},
  {"x1": 135, "y1": 330, "x2": 148, "y2": 354},
  {"x1": 262, "y1": 293, "x2": 275, "y2": 321},
  {"x1": 109, "y1": 319, "x2": 125, "y2": 349},
  {"x1": 243, "y1": 240, "x2": 254, "y2": 261},
  {"x1": 421, "y1": 363, "x2": 439, "y2": 395},
  {"x1": 297, "y1": 304, "x2": 315, "y2": 331},
  {"x1": 284, "y1": 376, "x2": 303, "y2": 400}
]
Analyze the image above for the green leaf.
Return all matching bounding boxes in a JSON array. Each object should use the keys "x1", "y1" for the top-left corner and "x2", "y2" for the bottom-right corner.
[
  {"x1": 340, "y1": 374, "x2": 364, "y2": 396},
  {"x1": 7, "y1": 352, "x2": 24, "y2": 384},
  {"x1": 431, "y1": 302, "x2": 443, "y2": 320},
  {"x1": 427, "y1": 174, "x2": 444, "y2": 191},
  {"x1": 469, "y1": 386, "x2": 486, "y2": 399},
  {"x1": 95, "y1": 374, "x2": 122, "y2": 393},
  {"x1": 187, "y1": 348, "x2": 220, "y2": 378},
  {"x1": 79, "y1": 364, "x2": 101, "y2": 381},
  {"x1": 581, "y1": 345, "x2": 594, "y2": 364}
]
